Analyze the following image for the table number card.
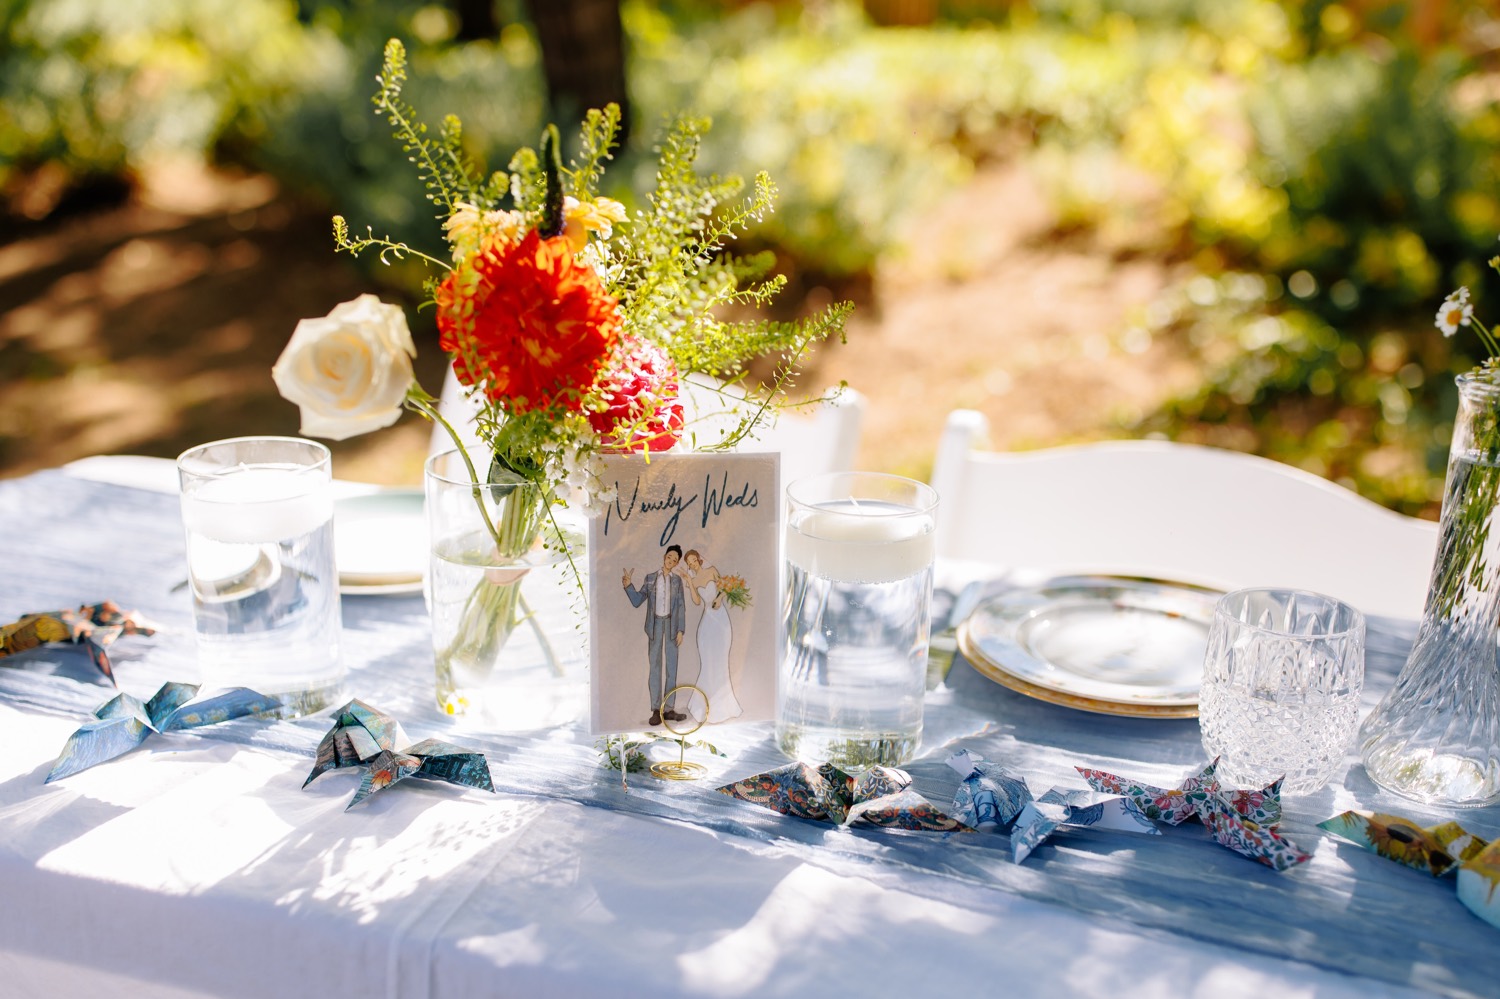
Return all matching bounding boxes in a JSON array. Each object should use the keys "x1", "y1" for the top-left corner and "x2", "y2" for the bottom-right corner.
[{"x1": 589, "y1": 452, "x2": 779, "y2": 734}]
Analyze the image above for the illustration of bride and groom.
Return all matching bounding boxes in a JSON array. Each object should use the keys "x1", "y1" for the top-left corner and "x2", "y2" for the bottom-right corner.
[{"x1": 621, "y1": 543, "x2": 745, "y2": 727}]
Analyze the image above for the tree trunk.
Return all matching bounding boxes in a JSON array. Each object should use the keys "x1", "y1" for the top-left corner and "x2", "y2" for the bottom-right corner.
[
  {"x1": 451, "y1": 0, "x2": 498, "y2": 41},
  {"x1": 523, "y1": 0, "x2": 631, "y2": 148}
]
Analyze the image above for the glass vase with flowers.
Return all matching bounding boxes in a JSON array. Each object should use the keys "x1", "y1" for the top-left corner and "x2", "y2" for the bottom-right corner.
[
  {"x1": 1359, "y1": 269, "x2": 1500, "y2": 806},
  {"x1": 271, "y1": 40, "x2": 851, "y2": 722}
]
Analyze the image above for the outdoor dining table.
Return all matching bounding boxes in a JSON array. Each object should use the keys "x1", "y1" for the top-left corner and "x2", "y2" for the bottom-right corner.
[{"x1": 1, "y1": 460, "x2": 1496, "y2": 999}]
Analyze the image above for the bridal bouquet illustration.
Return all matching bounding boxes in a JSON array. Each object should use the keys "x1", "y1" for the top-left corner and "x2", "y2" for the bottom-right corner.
[{"x1": 715, "y1": 574, "x2": 752, "y2": 609}]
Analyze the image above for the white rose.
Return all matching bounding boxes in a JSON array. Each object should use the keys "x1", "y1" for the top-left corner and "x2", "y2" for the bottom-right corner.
[{"x1": 272, "y1": 294, "x2": 417, "y2": 441}]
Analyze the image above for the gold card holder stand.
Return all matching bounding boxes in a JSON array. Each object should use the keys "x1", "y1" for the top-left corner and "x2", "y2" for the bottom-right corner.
[{"x1": 651, "y1": 683, "x2": 709, "y2": 781}]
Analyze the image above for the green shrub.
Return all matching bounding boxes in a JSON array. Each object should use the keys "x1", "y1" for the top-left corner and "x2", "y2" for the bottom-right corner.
[
  {"x1": 249, "y1": 2, "x2": 548, "y2": 276},
  {"x1": 9, "y1": 0, "x2": 1497, "y2": 512},
  {"x1": 0, "y1": 0, "x2": 325, "y2": 182},
  {"x1": 1127, "y1": 43, "x2": 1500, "y2": 514}
]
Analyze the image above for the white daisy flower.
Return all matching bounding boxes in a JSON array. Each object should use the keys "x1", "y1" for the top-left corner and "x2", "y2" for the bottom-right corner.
[{"x1": 1436, "y1": 288, "x2": 1473, "y2": 337}]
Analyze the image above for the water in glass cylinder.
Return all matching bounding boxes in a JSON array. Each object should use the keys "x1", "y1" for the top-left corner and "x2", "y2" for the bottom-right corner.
[
  {"x1": 181, "y1": 465, "x2": 341, "y2": 716},
  {"x1": 777, "y1": 500, "x2": 934, "y2": 769}
]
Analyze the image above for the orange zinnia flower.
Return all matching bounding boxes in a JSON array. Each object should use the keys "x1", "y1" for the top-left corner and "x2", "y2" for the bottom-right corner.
[{"x1": 436, "y1": 230, "x2": 621, "y2": 414}]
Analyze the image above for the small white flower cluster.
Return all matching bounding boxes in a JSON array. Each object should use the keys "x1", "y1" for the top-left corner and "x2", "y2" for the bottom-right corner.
[
  {"x1": 1437, "y1": 286, "x2": 1474, "y2": 337},
  {"x1": 577, "y1": 237, "x2": 610, "y2": 280},
  {"x1": 541, "y1": 428, "x2": 615, "y2": 515}
]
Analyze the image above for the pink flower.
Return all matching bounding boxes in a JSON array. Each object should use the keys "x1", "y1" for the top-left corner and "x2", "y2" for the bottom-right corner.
[{"x1": 588, "y1": 338, "x2": 684, "y2": 453}]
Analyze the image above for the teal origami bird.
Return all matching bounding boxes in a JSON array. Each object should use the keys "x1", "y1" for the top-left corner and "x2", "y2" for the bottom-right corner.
[
  {"x1": 47, "y1": 681, "x2": 279, "y2": 782},
  {"x1": 303, "y1": 699, "x2": 495, "y2": 809}
]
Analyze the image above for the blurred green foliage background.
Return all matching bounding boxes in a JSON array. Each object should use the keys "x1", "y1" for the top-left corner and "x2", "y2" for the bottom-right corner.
[{"x1": 2, "y1": 0, "x2": 1497, "y2": 514}]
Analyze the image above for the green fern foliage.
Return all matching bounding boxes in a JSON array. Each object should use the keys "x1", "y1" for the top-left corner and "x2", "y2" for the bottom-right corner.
[{"x1": 334, "y1": 38, "x2": 851, "y2": 452}]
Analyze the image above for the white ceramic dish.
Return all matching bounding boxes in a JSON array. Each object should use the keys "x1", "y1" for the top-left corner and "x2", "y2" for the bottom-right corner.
[
  {"x1": 333, "y1": 490, "x2": 426, "y2": 596},
  {"x1": 958, "y1": 576, "x2": 1220, "y2": 718}
]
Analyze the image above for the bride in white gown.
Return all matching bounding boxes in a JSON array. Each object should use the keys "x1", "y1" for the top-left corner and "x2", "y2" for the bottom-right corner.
[{"x1": 680, "y1": 550, "x2": 742, "y2": 723}]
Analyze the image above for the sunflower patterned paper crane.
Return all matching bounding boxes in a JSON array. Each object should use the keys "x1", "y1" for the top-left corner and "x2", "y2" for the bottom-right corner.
[
  {"x1": 1458, "y1": 840, "x2": 1500, "y2": 931},
  {"x1": 1319, "y1": 810, "x2": 1489, "y2": 877},
  {"x1": 1320, "y1": 810, "x2": 1500, "y2": 933}
]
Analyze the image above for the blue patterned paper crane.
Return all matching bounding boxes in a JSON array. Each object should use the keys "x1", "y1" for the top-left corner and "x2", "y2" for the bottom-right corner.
[
  {"x1": 946, "y1": 750, "x2": 1160, "y2": 862},
  {"x1": 947, "y1": 748, "x2": 1033, "y2": 831},
  {"x1": 46, "y1": 681, "x2": 280, "y2": 781},
  {"x1": 303, "y1": 699, "x2": 495, "y2": 809}
]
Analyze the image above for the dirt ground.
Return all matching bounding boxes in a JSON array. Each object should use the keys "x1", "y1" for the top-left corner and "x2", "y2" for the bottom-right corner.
[{"x1": 0, "y1": 159, "x2": 1203, "y2": 484}]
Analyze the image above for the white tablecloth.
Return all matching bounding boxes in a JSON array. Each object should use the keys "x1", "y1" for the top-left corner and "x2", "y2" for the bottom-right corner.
[{"x1": 0, "y1": 460, "x2": 1491, "y2": 999}]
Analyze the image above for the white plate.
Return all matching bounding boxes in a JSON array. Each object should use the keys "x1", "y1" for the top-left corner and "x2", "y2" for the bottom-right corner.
[
  {"x1": 333, "y1": 490, "x2": 426, "y2": 595},
  {"x1": 958, "y1": 576, "x2": 1220, "y2": 717}
]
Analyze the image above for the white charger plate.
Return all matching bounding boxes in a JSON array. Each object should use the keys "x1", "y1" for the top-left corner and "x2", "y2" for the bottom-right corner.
[
  {"x1": 957, "y1": 576, "x2": 1220, "y2": 718},
  {"x1": 333, "y1": 490, "x2": 426, "y2": 596}
]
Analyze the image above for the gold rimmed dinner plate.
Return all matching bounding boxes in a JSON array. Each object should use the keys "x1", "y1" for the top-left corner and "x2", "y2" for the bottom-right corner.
[
  {"x1": 334, "y1": 490, "x2": 427, "y2": 596},
  {"x1": 957, "y1": 576, "x2": 1221, "y2": 718}
]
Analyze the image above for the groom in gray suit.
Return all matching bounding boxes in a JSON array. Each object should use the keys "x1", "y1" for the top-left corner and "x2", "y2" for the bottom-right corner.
[{"x1": 622, "y1": 544, "x2": 688, "y2": 726}]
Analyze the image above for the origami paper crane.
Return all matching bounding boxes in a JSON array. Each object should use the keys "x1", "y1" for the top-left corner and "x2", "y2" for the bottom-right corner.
[
  {"x1": 716, "y1": 761, "x2": 849, "y2": 823},
  {"x1": 1076, "y1": 759, "x2": 1282, "y2": 827},
  {"x1": 1, "y1": 601, "x2": 158, "y2": 685},
  {"x1": 1317, "y1": 811, "x2": 1499, "y2": 932},
  {"x1": 47, "y1": 681, "x2": 280, "y2": 782},
  {"x1": 1010, "y1": 787, "x2": 1161, "y2": 863},
  {"x1": 1319, "y1": 810, "x2": 1490, "y2": 878},
  {"x1": 947, "y1": 749, "x2": 1032, "y2": 831},
  {"x1": 944, "y1": 751, "x2": 1159, "y2": 861},
  {"x1": 303, "y1": 700, "x2": 495, "y2": 810},
  {"x1": 716, "y1": 762, "x2": 972, "y2": 832},
  {"x1": 1458, "y1": 840, "x2": 1500, "y2": 931},
  {"x1": 1078, "y1": 761, "x2": 1308, "y2": 871},
  {"x1": 1197, "y1": 780, "x2": 1309, "y2": 872}
]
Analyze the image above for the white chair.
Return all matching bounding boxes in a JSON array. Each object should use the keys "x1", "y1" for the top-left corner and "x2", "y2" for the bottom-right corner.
[
  {"x1": 676, "y1": 374, "x2": 864, "y2": 486},
  {"x1": 430, "y1": 367, "x2": 866, "y2": 486},
  {"x1": 761, "y1": 387, "x2": 865, "y2": 486},
  {"x1": 929, "y1": 410, "x2": 1439, "y2": 620}
]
